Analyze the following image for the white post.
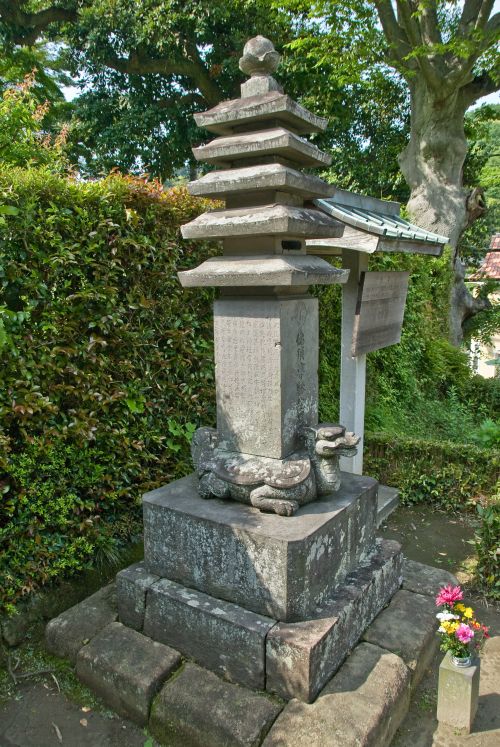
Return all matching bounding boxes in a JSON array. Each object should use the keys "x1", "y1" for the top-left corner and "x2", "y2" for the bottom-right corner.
[{"x1": 339, "y1": 249, "x2": 368, "y2": 475}]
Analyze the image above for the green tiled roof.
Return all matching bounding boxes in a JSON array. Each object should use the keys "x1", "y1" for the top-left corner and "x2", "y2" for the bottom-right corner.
[{"x1": 314, "y1": 198, "x2": 448, "y2": 246}]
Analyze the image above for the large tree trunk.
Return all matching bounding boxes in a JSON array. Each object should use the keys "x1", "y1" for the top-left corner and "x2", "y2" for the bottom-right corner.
[{"x1": 398, "y1": 76, "x2": 486, "y2": 345}]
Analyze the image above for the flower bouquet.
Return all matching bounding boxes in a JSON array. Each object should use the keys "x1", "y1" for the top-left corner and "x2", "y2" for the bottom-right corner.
[
  {"x1": 435, "y1": 584, "x2": 489, "y2": 666},
  {"x1": 436, "y1": 584, "x2": 489, "y2": 667}
]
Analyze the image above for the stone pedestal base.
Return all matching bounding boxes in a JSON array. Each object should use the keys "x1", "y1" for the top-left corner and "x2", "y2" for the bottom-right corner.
[
  {"x1": 437, "y1": 651, "x2": 480, "y2": 733},
  {"x1": 117, "y1": 538, "x2": 402, "y2": 702},
  {"x1": 143, "y1": 471, "x2": 378, "y2": 621}
]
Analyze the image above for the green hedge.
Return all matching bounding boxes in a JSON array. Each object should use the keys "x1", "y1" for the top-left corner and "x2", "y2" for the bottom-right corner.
[
  {"x1": 0, "y1": 169, "x2": 217, "y2": 610},
  {"x1": 365, "y1": 432, "x2": 500, "y2": 510},
  {"x1": 474, "y1": 499, "x2": 500, "y2": 600},
  {"x1": 1, "y1": 166, "x2": 499, "y2": 612}
]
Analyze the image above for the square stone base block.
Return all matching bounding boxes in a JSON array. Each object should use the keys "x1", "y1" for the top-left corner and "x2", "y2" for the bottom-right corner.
[
  {"x1": 143, "y1": 471, "x2": 378, "y2": 621},
  {"x1": 266, "y1": 538, "x2": 402, "y2": 702},
  {"x1": 117, "y1": 538, "x2": 402, "y2": 701},
  {"x1": 437, "y1": 651, "x2": 480, "y2": 733}
]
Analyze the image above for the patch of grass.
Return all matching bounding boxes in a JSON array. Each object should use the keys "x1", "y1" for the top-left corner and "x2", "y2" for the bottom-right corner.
[
  {"x1": 0, "y1": 639, "x2": 110, "y2": 714},
  {"x1": 417, "y1": 688, "x2": 437, "y2": 712}
]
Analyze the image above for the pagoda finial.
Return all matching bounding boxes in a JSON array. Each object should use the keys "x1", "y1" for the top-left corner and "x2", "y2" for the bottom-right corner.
[{"x1": 239, "y1": 36, "x2": 281, "y2": 77}]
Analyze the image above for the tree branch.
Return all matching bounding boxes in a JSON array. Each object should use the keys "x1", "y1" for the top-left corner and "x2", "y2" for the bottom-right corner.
[
  {"x1": 419, "y1": 0, "x2": 442, "y2": 45},
  {"x1": 0, "y1": 1, "x2": 77, "y2": 45},
  {"x1": 485, "y1": 11, "x2": 500, "y2": 35},
  {"x1": 373, "y1": 0, "x2": 412, "y2": 64},
  {"x1": 461, "y1": 72, "x2": 500, "y2": 107},
  {"x1": 395, "y1": 0, "x2": 443, "y2": 89},
  {"x1": 458, "y1": 0, "x2": 495, "y2": 38},
  {"x1": 102, "y1": 50, "x2": 222, "y2": 106},
  {"x1": 0, "y1": 2, "x2": 222, "y2": 106},
  {"x1": 449, "y1": 8, "x2": 499, "y2": 87}
]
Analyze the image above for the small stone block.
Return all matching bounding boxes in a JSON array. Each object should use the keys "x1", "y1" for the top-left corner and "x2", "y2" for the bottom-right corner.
[
  {"x1": 116, "y1": 561, "x2": 159, "y2": 631},
  {"x1": 76, "y1": 621, "x2": 181, "y2": 726},
  {"x1": 403, "y1": 559, "x2": 458, "y2": 597},
  {"x1": 143, "y1": 577, "x2": 276, "y2": 689},
  {"x1": 143, "y1": 472, "x2": 378, "y2": 621},
  {"x1": 362, "y1": 588, "x2": 439, "y2": 687},
  {"x1": 149, "y1": 662, "x2": 283, "y2": 747},
  {"x1": 437, "y1": 651, "x2": 480, "y2": 733},
  {"x1": 266, "y1": 538, "x2": 402, "y2": 702},
  {"x1": 263, "y1": 642, "x2": 411, "y2": 747},
  {"x1": 45, "y1": 583, "x2": 117, "y2": 663},
  {"x1": 376, "y1": 484, "x2": 399, "y2": 526}
]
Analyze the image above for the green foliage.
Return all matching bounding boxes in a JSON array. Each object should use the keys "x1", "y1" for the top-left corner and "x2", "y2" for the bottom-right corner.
[
  {"x1": 364, "y1": 433, "x2": 499, "y2": 512},
  {"x1": 461, "y1": 105, "x2": 500, "y2": 269},
  {"x1": 474, "y1": 498, "x2": 500, "y2": 600},
  {"x1": 0, "y1": 170, "x2": 216, "y2": 610},
  {"x1": 318, "y1": 247, "x2": 495, "y2": 443},
  {"x1": 472, "y1": 419, "x2": 500, "y2": 449},
  {"x1": 0, "y1": 72, "x2": 67, "y2": 171},
  {"x1": 64, "y1": 0, "x2": 297, "y2": 177}
]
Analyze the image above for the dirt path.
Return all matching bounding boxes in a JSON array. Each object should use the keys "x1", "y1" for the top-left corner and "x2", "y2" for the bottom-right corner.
[
  {"x1": 0, "y1": 682, "x2": 151, "y2": 747},
  {"x1": 380, "y1": 505, "x2": 500, "y2": 746}
]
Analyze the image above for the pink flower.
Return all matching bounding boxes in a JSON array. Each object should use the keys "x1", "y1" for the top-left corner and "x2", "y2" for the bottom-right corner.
[
  {"x1": 456, "y1": 624, "x2": 474, "y2": 644},
  {"x1": 435, "y1": 585, "x2": 463, "y2": 607}
]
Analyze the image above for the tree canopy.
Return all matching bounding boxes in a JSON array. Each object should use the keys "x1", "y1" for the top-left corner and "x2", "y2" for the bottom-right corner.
[{"x1": 1, "y1": 0, "x2": 499, "y2": 340}]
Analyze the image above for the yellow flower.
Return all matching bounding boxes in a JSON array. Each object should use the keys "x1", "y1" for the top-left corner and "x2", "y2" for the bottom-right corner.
[
  {"x1": 463, "y1": 607, "x2": 473, "y2": 619},
  {"x1": 455, "y1": 603, "x2": 466, "y2": 612},
  {"x1": 440, "y1": 620, "x2": 460, "y2": 634}
]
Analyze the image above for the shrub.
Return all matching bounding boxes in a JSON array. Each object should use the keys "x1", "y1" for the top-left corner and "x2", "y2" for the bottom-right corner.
[
  {"x1": 364, "y1": 432, "x2": 499, "y2": 511},
  {"x1": 0, "y1": 169, "x2": 216, "y2": 610},
  {"x1": 474, "y1": 498, "x2": 500, "y2": 600}
]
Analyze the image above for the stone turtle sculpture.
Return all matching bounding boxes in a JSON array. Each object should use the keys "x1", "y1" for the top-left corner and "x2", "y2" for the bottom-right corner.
[{"x1": 191, "y1": 424, "x2": 359, "y2": 516}]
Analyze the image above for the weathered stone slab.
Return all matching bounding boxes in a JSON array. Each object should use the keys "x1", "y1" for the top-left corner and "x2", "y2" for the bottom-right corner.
[
  {"x1": 263, "y1": 642, "x2": 410, "y2": 747},
  {"x1": 187, "y1": 163, "x2": 333, "y2": 200},
  {"x1": 362, "y1": 588, "x2": 439, "y2": 687},
  {"x1": 45, "y1": 583, "x2": 117, "y2": 663},
  {"x1": 266, "y1": 538, "x2": 403, "y2": 702},
  {"x1": 192, "y1": 127, "x2": 331, "y2": 168},
  {"x1": 402, "y1": 559, "x2": 457, "y2": 597},
  {"x1": 116, "y1": 562, "x2": 160, "y2": 631},
  {"x1": 149, "y1": 662, "x2": 283, "y2": 747},
  {"x1": 376, "y1": 484, "x2": 399, "y2": 526},
  {"x1": 143, "y1": 471, "x2": 378, "y2": 621},
  {"x1": 180, "y1": 203, "x2": 343, "y2": 241},
  {"x1": 143, "y1": 577, "x2": 276, "y2": 689},
  {"x1": 194, "y1": 91, "x2": 327, "y2": 135},
  {"x1": 178, "y1": 255, "x2": 347, "y2": 289},
  {"x1": 437, "y1": 651, "x2": 480, "y2": 733},
  {"x1": 215, "y1": 295, "x2": 318, "y2": 458},
  {"x1": 76, "y1": 622, "x2": 181, "y2": 726}
]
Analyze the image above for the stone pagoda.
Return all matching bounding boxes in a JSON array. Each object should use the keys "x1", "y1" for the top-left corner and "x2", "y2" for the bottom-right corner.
[
  {"x1": 114, "y1": 35, "x2": 403, "y2": 704},
  {"x1": 179, "y1": 35, "x2": 357, "y2": 516}
]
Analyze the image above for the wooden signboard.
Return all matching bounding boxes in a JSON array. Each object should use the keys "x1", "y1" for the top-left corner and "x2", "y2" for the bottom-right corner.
[{"x1": 351, "y1": 271, "x2": 410, "y2": 356}]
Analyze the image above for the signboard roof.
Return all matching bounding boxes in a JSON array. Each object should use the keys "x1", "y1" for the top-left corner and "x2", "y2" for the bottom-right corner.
[{"x1": 307, "y1": 188, "x2": 449, "y2": 257}]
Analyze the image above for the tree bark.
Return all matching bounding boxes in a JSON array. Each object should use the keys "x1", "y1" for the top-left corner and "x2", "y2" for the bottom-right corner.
[{"x1": 398, "y1": 75, "x2": 487, "y2": 345}]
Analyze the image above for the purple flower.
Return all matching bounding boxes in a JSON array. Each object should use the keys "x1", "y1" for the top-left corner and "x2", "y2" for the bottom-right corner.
[{"x1": 456, "y1": 624, "x2": 474, "y2": 644}]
